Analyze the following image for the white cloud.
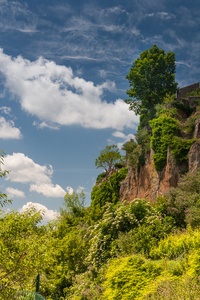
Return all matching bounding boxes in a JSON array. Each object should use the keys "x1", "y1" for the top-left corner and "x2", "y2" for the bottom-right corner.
[
  {"x1": 0, "y1": 116, "x2": 22, "y2": 139},
  {"x1": 0, "y1": 1, "x2": 37, "y2": 33},
  {"x1": 3, "y1": 152, "x2": 66, "y2": 198},
  {"x1": 146, "y1": 12, "x2": 175, "y2": 20},
  {"x1": 6, "y1": 187, "x2": 25, "y2": 198},
  {"x1": 0, "y1": 106, "x2": 11, "y2": 115},
  {"x1": 3, "y1": 153, "x2": 53, "y2": 184},
  {"x1": 0, "y1": 49, "x2": 138, "y2": 130},
  {"x1": 19, "y1": 202, "x2": 60, "y2": 221},
  {"x1": 176, "y1": 61, "x2": 191, "y2": 68},
  {"x1": 66, "y1": 186, "x2": 74, "y2": 195},
  {"x1": 33, "y1": 121, "x2": 59, "y2": 130},
  {"x1": 132, "y1": 28, "x2": 140, "y2": 36},
  {"x1": 76, "y1": 186, "x2": 85, "y2": 193},
  {"x1": 30, "y1": 183, "x2": 66, "y2": 197},
  {"x1": 112, "y1": 131, "x2": 135, "y2": 149}
]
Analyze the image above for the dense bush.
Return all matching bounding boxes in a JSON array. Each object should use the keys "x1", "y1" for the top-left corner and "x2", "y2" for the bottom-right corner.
[
  {"x1": 103, "y1": 255, "x2": 162, "y2": 300},
  {"x1": 150, "y1": 116, "x2": 180, "y2": 170},
  {"x1": 163, "y1": 169, "x2": 200, "y2": 228},
  {"x1": 89, "y1": 168, "x2": 128, "y2": 221},
  {"x1": 150, "y1": 116, "x2": 195, "y2": 170}
]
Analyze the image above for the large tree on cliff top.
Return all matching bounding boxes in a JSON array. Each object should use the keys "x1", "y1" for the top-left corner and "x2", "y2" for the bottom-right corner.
[{"x1": 125, "y1": 45, "x2": 178, "y2": 115}]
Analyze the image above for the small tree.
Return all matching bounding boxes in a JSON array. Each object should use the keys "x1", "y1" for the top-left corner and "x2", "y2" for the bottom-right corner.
[
  {"x1": 95, "y1": 145, "x2": 122, "y2": 175},
  {"x1": 60, "y1": 191, "x2": 86, "y2": 219}
]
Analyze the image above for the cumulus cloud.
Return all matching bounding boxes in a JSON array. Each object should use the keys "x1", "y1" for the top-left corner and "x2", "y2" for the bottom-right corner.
[
  {"x1": 19, "y1": 202, "x2": 60, "y2": 221},
  {"x1": 30, "y1": 183, "x2": 66, "y2": 197},
  {"x1": 112, "y1": 131, "x2": 135, "y2": 149},
  {"x1": 6, "y1": 187, "x2": 25, "y2": 198},
  {"x1": 3, "y1": 153, "x2": 53, "y2": 184},
  {"x1": 0, "y1": 49, "x2": 138, "y2": 130},
  {"x1": 3, "y1": 152, "x2": 66, "y2": 198},
  {"x1": 0, "y1": 116, "x2": 22, "y2": 139}
]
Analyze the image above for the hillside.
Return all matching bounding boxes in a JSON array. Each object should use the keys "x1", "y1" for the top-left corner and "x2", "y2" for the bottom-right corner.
[
  {"x1": 120, "y1": 82, "x2": 200, "y2": 203},
  {"x1": 1, "y1": 42, "x2": 200, "y2": 300},
  {"x1": 2, "y1": 87, "x2": 200, "y2": 298}
]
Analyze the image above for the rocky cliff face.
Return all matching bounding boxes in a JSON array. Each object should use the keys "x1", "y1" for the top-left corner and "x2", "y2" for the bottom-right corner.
[{"x1": 120, "y1": 119, "x2": 200, "y2": 203}]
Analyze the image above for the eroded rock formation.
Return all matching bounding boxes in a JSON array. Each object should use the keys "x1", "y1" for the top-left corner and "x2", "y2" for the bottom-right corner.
[{"x1": 120, "y1": 118, "x2": 200, "y2": 203}]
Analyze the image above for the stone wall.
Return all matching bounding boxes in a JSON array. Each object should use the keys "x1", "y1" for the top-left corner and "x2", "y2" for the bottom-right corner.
[{"x1": 177, "y1": 82, "x2": 200, "y2": 99}]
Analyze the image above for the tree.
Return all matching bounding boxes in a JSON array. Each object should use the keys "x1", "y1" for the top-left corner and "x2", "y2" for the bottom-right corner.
[
  {"x1": 0, "y1": 207, "x2": 46, "y2": 292},
  {"x1": 95, "y1": 145, "x2": 122, "y2": 175},
  {"x1": 0, "y1": 150, "x2": 11, "y2": 207},
  {"x1": 60, "y1": 191, "x2": 86, "y2": 219},
  {"x1": 125, "y1": 45, "x2": 177, "y2": 115}
]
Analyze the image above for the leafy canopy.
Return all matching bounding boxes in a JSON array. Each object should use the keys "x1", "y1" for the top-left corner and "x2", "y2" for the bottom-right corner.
[
  {"x1": 125, "y1": 44, "x2": 177, "y2": 115},
  {"x1": 95, "y1": 144, "x2": 122, "y2": 174}
]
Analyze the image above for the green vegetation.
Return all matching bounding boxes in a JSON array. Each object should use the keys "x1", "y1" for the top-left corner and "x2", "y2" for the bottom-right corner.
[
  {"x1": 187, "y1": 88, "x2": 200, "y2": 96},
  {"x1": 149, "y1": 116, "x2": 195, "y2": 170},
  {"x1": 95, "y1": 145, "x2": 123, "y2": 176},
  {"x1": 125, "y1": 44, "x2": 177, "y2": 121},
  {"x1": 0, "y1": 150, "x2": 12, "y2": 207},
  {"x1": 1, "y1": 46, "x2": 200, "y2": 299},
  {"x1": 2, "y1": 146, "x2": 200, "y2": 299}
]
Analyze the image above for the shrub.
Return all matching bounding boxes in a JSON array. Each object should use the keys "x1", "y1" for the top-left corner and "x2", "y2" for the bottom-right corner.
[
  {"x1": 164, "y1": 169, "x2": 200, "y2": 228},
  {"x1": 150, "y1": 116, "x2": 180, "y2": 170},
  {"x1": 89, "y1": 168, "x2": 128, "y2": 221},
  {"x1": 103, "y1": 255, "x2": 162, "y2": 300},
  {"x1": 150, "y1": 116, "x2": 195, "y2": 170}
]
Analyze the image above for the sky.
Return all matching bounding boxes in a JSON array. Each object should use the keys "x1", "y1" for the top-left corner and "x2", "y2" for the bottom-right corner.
[{"x1": 0, "y1": 0, "x2": 199, "y2": 222}]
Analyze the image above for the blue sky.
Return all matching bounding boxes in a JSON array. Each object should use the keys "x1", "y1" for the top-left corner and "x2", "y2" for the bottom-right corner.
[{"x1": 0, "y1": 0, "x2": 199, "y2": 221}]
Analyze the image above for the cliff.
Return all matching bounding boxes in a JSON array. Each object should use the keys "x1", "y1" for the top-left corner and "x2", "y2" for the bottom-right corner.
[{"x1": 120, "y1": 85, "x2": 200, "y2": 203}]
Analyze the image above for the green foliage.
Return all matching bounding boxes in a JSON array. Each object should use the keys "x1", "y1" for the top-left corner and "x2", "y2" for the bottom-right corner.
[
  {"x1": 123, "y1": 129, "x2": 150, "y2": 171},
  {"x1": 122, "y1": 139, "x2": 137, "y2": 154},
  {"x1": 67, "y1": 270, "x2": 102, "y2": 300},
  {"x1": 0, "y1": 207, "x2": 46, "y2": 291},
  {"x1": 61, "y1": 191, "x2": 86, "y2": 219},
  {"x1": 150, "y1": 116, "x2": 180, "y2": 170},
  {"x1": 187, "y1": 88, "x2": 200, "y2": 96},
  {"x1": 96, "y1": 171, "x2": 107, "y2": 184},
  {"x1": 90, "y1": 168, "x2": 128, "y2": 221},
  {"x1": 125, "y1": 44, "x2": 177, "y2": 115},
  {"x1": 171, "y1": 136, "x2": 196, "y2": 163},
  {"x1": 103, "y1": 255, "x2": 162, "y2": 300},
  {"x1": 116, "y1": 215, "x2": 174, "y2": 257},
  {"x1": 87, "y1": 199, "x2": 155, "y2": 269},
  {"x1": 0, "y1": 150, "x2": 12, "y2": 207},
  {"x1": 150, "y1": 116, "x2": 195, "y2": 170},
  {"x1": 95, "y1": 145, "x2": 122, "y2": 175},
  {"x1": 103, "y1": 228, "x2": 200, "y2": 300},
  {"x1": 164, "y1": 169, "x2": 200, "y2": 228},
  {"x1": 128, "y1": 145, "x2": 143, "y2": 170},
  {"x1": 174, "y1": 99, "x2": 194, "y2": 117},
  {"x1": 149, "y1": 229, "x2": 196, "y2": 260},
  {"x1": 144, "y1": 276, "x2": 200, "y2": 299},
  {"x1": 186, "y1": 116, "x2": 196, "y2": 134},
  {"x1": 135, "y1": 128, "x2": 150, "y2": 150},
  {"x1": 43, "y1": 227, "x2": 88, "y2": 298}
]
